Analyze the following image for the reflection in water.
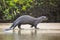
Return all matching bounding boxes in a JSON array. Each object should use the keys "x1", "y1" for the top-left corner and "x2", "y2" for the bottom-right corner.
[
  {"x1": 0, "y1": 29, "x2": 60, "y2": 40},
  {"x1": 18, "y1": 29, "x2": 37, "y2": 40}
]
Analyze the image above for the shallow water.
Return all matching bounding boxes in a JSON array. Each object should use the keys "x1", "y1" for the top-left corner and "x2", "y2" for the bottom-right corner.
[
  {"x1": 0, "y1": 23, "x2": 60, "y2": 40},
  {"x1": 0, "y1": 29, "x2": 60, "y2": 40}
]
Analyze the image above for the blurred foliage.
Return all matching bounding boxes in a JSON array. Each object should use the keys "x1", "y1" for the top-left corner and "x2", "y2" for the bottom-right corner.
[
  {"x1": 0, "y1": 0, "x2": 60, "y2": 22},
  {"x1": 0, "y1": 0, "x2": 33, "y2": 20}
]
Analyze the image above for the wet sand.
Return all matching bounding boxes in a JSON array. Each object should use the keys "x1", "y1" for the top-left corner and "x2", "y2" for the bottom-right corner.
[{"x1": 0, "y1": 23, "x2": 60, "y2": 40}]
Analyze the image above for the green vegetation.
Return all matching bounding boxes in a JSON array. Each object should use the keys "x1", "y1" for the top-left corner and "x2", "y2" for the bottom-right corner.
[
  {"x1": 0, "y1": 0, "x2": 33, "y2": 20},
  {"x1": 0, "y1": 0, "x2": 60, "y2": 22}
]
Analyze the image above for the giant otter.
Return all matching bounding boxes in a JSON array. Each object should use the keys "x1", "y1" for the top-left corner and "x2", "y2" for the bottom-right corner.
[{"x1": 5, "y1": 15, "x2": 48, "y2": 31}]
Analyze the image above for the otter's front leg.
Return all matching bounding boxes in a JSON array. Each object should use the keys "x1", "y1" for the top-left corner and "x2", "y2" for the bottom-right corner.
[
  {"x1": 34, "y1": 25, "x2": 39, "y2": 29},
  {"x1": 31, "y1": 25, "x2": 34, "y2": 28},
  {"x1": 34, "y1": 25, "x2": 37, "y2": 29},
  {"x1": 34, "y1": 22, "x2": 39, "y2": 29}
]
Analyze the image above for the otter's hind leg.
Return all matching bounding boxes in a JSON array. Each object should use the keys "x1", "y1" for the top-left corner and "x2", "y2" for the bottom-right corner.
[
  {"x1": 18, "y1": 24, "x2": 21, "y2": 29},
  {"x1": 31, "y1": 25, "x2": 34, "y2": 28}
]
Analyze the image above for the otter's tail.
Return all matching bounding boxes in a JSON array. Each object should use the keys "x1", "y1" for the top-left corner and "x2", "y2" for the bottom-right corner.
[
  {"x1": 5, "y1": 22, "x2": 19, "y2": 31},
  {"x1": 4, "y1": 24, "x2": 15, "y2": 31}
]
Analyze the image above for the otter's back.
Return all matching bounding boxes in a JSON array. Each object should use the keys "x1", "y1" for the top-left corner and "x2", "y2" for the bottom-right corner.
[{"x1": 14, "y1": 15, "x2": 36, "y2": 24}]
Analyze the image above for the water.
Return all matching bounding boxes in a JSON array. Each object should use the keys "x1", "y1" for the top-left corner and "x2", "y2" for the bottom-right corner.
[
  {"x1": 0, "y1": 23, "x2": 60, "y2": 40},
  {"x1": 0, "y1": 29, "x2": 60, "y2": 40}
]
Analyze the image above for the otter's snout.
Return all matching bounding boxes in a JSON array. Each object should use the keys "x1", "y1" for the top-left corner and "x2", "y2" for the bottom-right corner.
[{"x1": 41, "y1": 16, "x2": 48, "y2": 21}]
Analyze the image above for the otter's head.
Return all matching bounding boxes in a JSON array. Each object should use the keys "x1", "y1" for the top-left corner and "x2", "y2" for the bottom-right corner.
[{"x1": 38, "y1": 16, "x2": 48, "y2": 22}]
